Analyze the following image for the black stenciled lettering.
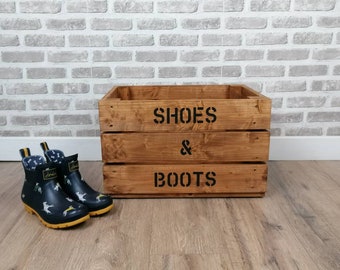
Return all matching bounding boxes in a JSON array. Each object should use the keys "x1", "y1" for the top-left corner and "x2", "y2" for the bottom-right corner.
[
  {"x1": 206, "y1": 172, "x2": 216, "y2": 186},
  {"x1": 193, "y1": 171, "x2": 204, "y2": 186},
  {"x1": 153, "y1": 108, "x2": 165, "y2": 124},
  {"x1": 193, "y1": 107, "x2": 204, "y2": 123},
  {"x1": 180, "y1": 172, "x2": 191, "y2": 187},
  {"x1": 154, "y1": 172, "x2": 165, "y2": 187},
  {"x1": 206, "y1": 107, "x2": 217, "y2": 123},
  {"x1": 180, "y1": 108, "x2": 191, "y2": 123},
  {"x1": 167, "y1": 107, "x2": 178, "y2": 124},
  {"x1": 168, "y1": 172, "x2": 178, "y2": 187}
]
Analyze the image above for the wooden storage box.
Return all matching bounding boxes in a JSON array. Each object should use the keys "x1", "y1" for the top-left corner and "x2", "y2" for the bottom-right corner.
[{"x1": 99, "y1": 85, "x2": 271, "y2": 198}]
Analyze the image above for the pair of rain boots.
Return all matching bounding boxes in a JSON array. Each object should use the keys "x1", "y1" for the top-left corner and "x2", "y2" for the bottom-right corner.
[{"x1": 20, "y1": 142, "x2": 113, "y2": 229}]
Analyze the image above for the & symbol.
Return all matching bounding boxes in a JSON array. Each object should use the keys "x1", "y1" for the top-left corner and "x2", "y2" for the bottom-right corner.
[{"x1": 180, "y1": 140, "x2": 192, "y2": 155}]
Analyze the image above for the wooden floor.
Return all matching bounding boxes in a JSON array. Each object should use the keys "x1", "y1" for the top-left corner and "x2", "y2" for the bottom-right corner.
[{"x1": 0, "y1": 161, "x2": 339, "y2": 270}]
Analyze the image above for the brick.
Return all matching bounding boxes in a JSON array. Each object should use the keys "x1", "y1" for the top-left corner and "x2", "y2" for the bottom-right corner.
[
  {"x1": 75, "y1": 99, "x2": 99, "y2": 110},
  {"x1": 246, "y1": 33, "x2": 287, "y2": 45},
  {"x1": 159, "y1": 67, "x2": 196, "y2": 78},
  {"x1": 6, "y1": 83, "x2": 47, "y2": 95},
  {"x1": 181, "y1": 50, "x2": 220, "y2": 61},
  {"x1": 293, "y1": 32, "x2": 332, "y2": 44},
  {"x1": 93, "y1": 50, "x2": 132, "y2": 62},
  {"x1": 30, "y1": 99, "x2": 71, "y2": 110},
  {"x1": 137, "y1": 19, "x2": 176, "y2": 30},
  {"x1": 287, "y1": 96, "x2": 326, "y2": 108},
  {"x1": 114, "y1": 0, "x2": 153, "y2": 13},
  {"x1": 267, "y1": 49, "x2": 309, "y2": 60},
  {"x1": 76, "y1": 129, "x2": 100, "y2": 136},
  {"x1": 91, "y1": 18, "x2": 132, "y2": 30},
  {"x1": 251, "y1": 0, "x2": 290, "y2": 11},
  {"x1": 266, "y1": 81, "x2": 306, "y2": 92},
  {"x1": 48, "y1": 51, "x2": 88, "y2": 62},
  {"x1": 331, "y1": 97, "x2": 340, "y2": 107},
  {"x1": 2, "y1": 51, "x2": 44, "y2": 62},
  {"x1": 271, "y1": 113, "x2": 303, "y2": 123},
  {"x1": 0, "y1": 85, "x2": 2, "y2": 95},
  {"x1": 0, "y1": 99, "x2": 26, "y2": 110},
  {"x1": 295, "y1": 0, "x2": 335, "y2": 11},
  {"x1": 0, "y1": 19, "x2": 41, "y2": 30},
  {"x1": 25, "y1": 34, "x2": 65, "y2": 47},
  {"x1": 0, "y1": 34, "x2": 19, "y2": 46},
  {"x1": 226, "y1": 17, "x2": 266, "y2": 29},
  {"x1": 245, "y1": 65, "x2": 285, "y2": 77},
  {"x1": 67, "y1": 0, "x2": 107, "y2": 13},
  {"x1": 271, "y1": 98, "x2": 283, "y2": 108},
  {"x1": 272, "y1": 16, "x2": 312, "y2": 28},
  {"x1": 115, "y1": 66, "x2": 154, "y2": 78},
  {"x1": 307, "y1": 112, "x2": 340, "y2": 122},
  {"x1": 311, "y1": 80, "x2": 340, "y2": 91},
  {"x1": 182, "y1": 18, "x2": 220, "y2": 30},
  {"x1": 289, "y1": 65, "x2": 328, "y2": 76},
  {"x1": 54, "y1": 114, "x2": 92, "y2": 125},
  {"x1": 136, "y1": 51, "x2": 176, "y2": 62},
  {"x1": 53, "y1": 83, "x2": 90, "y2": 94},
  {"x1": 313, "y1": 48, "x2": 340, "y2": 60},
  {"x1": 338, "y1": 33, "x2": 340, "y2": 44},
  {"x1": 202, "y1": 34, "x2": 241, "y2": 46},
  {"x1": 224, "y1": 49, "x2": 264, "y2": 61},
  {"x1": 270, "y1": 128, "x2": 281, "y2": 136},
  {"x1": 0, "y1": 68, "x2": 22, "y2": 79},
  {"x1": 327, "y1": 127, "x2": 340, "y2": 136},
  {"x1": 160, "y1": 34, "x2": 198, "y2": 46},
  {"x1": 72, "y1": 67, "x2": 112, "y2": 78},
  {"x1": 0, "y1": 116, "x2": 6, "y2": 126},
  {"x1": 317, "y1": 17, "x2": 340, "y2": 28},
  {"x1": 334, "y1": 66, "x2": 340, "y2": 75},
  {"x1": 0, "y1": 130, "x2": 30, "y2": 136},
  {"x1": 202, "y1": 66, "x2": 241, "y2": 77},
  {"x1": 34, "y1": 130, "x2": 72, "y2": 137},
  {"x1": 93, "y1": 83, "x2": 114, "y2": 94},
  {"x1": 203, "y1": 0, "x2": 244, "y2": 12},
  {"x1": 0, "y1": 2, "x2": 15, "y2": 13},
  {"x1": 158, "y1": 1, "x2": 198, "y2": 13},
  {"x1": 286, "y1": 128, "x2": 322, "y2": 136},
  {"x1": 11, "y1": 115, "x2": 50, "y2": 126},
  {"x1": 20, "y1": 1, "x2": 62, "y2": 13},
  {"x1": 69, "y1": 35, "x2": 109, "y2": 47},
  {"x1": 46, "y1": 19, "x2": 86, "y2": 31},
  {"x1": 113, "y1": 34, "x2": 154, "y2": 46},
  {"x1": 27, "y1": 68, "x2": 66, "y2": 79}
]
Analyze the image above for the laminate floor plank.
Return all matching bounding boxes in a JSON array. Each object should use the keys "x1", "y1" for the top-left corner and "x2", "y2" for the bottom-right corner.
[{"x1": 0, "y1": 161, "x2": 340, "y2": 270}]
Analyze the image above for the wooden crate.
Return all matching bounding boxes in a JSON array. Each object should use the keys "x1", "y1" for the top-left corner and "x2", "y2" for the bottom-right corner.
[{"x1": 99, "y1": 85, "x2": 271, "y2": 198}]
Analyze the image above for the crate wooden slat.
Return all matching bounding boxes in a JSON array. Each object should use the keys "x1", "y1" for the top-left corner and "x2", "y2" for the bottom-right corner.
[
  {"x1": 99, "y1": 84, "x2": 271, "y2": 198},
  {"x1": 101, "y1": 131, "x2": 269, "y2": 163},
  {"x1": 103, "y1": 164, "x2": 267, "y2": 198}
]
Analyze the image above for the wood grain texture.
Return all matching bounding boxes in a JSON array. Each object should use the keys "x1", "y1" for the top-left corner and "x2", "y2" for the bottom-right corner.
[
  {"x1": 1, "y1": 161, "x2": 340, "y2": 269},
  {"x1": 101, "y1": 131, "x2": 270, "y2": 163},
  {"x1": 103, "y1": 164, "x2": 267, "y2": 197}
]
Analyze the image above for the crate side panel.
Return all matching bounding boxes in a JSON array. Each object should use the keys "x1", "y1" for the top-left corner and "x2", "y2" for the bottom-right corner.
[
  {"x1": 101, "y1": 131, "x2": 270, "y2": 163},
  {"x1": 103, "y1": 163, "x2": 267, "y2": 195},
  {"x1": 99, "y1": 99, "x2": 271, "y2": 132}
]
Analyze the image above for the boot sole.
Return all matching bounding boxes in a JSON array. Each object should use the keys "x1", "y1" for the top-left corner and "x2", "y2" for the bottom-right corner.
[
  {"x1": 89, "y1": 202, "x2": 114, "y2": 216},
  {"x1": 23, "y1": 203, "x2": 90, "y2": 229}
]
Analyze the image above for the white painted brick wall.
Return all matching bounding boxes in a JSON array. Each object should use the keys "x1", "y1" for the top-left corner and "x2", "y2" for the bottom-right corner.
[{"x1": 0, "y1": 0, "x2": 340, "y2": 137}]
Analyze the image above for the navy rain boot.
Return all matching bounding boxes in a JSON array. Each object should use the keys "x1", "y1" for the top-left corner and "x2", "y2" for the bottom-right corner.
[
  {"x1": 20, "y1": 148, "x2": 90, "y2": 229},
  {"x1": 40, "y1": 142, "x2": 114, "y2": 216}
]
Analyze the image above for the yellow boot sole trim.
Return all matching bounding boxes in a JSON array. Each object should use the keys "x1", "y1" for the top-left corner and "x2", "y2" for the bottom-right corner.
[
  {"x1": 23, "y1": 203, "x2": 90, "y2": 229},
  {"x1": 89, "y1": 202, "x2": 114, "y2": 216}
]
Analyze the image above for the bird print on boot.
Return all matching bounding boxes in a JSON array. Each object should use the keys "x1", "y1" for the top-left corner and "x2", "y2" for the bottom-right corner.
[
  {"x1": 64, "y1": 176, "x2": 72, "y2": 186},
  {"x1": 96, "y1": 194, "x2": 106, "y2": 202},
  {"x1": 54, "y1": 183, "x2": 61, "y2": 191},
  {"x1": 63, "y1": 206, "x2": 75, "y2": 217},
  {"x1": 43, "y1": 202, "x2": 53, "y2": 214},
  {"x1": 34, "y1": 183, "x2": 42, "y2": 194},
  {"x1": 76, "y1": 192, "x2": 87, "y2": 202}
]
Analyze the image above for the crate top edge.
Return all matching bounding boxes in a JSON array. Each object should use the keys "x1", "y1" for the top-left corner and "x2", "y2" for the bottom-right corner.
[{"x1": 99, "y1": 84, "x2": 271, "y2": 103}]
